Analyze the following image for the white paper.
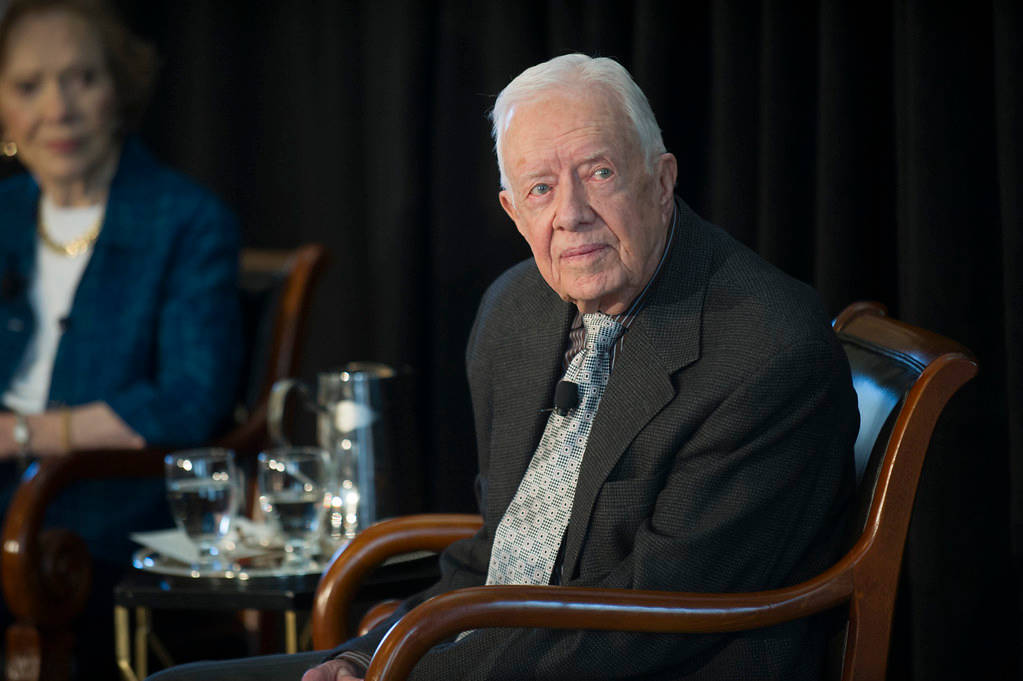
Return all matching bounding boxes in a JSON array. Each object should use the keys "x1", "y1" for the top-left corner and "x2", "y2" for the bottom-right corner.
[
  {"x1": 131, "y1": 519, "x2": 275, "y2": 564},
  {"x1": 130, "y1": 528, "x2": 201, "y2": 564}
]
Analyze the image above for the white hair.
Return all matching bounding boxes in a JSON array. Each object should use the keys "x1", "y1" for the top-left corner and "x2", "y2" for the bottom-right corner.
[{"x1": 490, "y1": 53, "x2": 666, "y2": 190}]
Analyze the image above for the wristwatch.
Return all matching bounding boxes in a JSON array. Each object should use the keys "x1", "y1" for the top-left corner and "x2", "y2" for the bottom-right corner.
[{"x1": 13, "y1": 413, "x2": 30, "y2": 456}]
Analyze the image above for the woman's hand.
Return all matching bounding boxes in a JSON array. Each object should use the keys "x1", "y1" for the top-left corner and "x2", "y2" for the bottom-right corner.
[
  {"x1": 0, "y1": 403, "x2": 144, "y2": 457},
  {"x1": 62, "y1": 402, "x2": 145, "y2": 453},
  {"x1": 0, "y1": 413, "x2": 20, "y2": 459}
]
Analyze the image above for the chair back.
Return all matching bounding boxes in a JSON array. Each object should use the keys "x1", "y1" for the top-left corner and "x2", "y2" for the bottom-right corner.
[
  {"x1": 829, "y1": 301, "x2": 977, "y2": 680},
  {"x1": 231, "y1": 244, "x2": 327, "y2": 429}
]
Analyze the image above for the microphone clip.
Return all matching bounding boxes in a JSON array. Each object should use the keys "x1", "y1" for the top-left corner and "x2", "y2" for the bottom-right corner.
[{"x1": 549, "y1": 379, "x2": 580, "y2": 417}]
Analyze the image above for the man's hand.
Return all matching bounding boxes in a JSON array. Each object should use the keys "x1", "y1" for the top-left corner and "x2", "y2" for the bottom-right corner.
[{"x1": 301, "y1": 659, "x2": 364, "y2": 681}]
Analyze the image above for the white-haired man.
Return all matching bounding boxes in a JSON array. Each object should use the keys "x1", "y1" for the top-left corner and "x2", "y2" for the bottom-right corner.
[{"x1": 150, "y1": 54, "x2": 857, "y2": 681}]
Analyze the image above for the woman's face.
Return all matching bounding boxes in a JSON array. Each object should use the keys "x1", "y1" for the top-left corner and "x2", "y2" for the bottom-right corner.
[{"x1": 0, "y1": 9, "x2": 119, "y2": 195}]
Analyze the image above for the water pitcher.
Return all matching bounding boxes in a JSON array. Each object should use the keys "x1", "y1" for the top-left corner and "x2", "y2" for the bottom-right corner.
[{"x1": 268, "y1": 363, "x2": 402, "y2": 540}]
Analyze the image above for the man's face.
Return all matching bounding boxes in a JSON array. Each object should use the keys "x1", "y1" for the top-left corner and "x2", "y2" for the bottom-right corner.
[{"x1": 498, "y1": 87, "x2": 677, "y2": 314}]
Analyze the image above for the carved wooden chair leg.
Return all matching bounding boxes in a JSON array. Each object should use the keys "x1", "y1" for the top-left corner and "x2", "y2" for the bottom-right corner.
[{"x1": 6, "y1": 623, "x2": 74, "y2": 681}]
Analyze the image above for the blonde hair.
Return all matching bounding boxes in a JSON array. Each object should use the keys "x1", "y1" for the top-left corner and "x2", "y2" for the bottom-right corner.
[{"x1": 0, "y1": 0, "x2": 158, "y2": 131}]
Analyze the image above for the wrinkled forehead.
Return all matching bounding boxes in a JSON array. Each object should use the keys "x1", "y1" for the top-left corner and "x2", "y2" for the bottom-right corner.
[
  {"x1": 0, "y1": 8, "x2": 105, "y2": 76},
  {"x1": 500, "y1": 85, "x2": 640, "y2": 165}
]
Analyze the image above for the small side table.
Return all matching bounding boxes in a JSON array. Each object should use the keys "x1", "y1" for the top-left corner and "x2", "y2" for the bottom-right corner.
[{"x1": 113, "y1": 552, "x2": 438, "y2": 681}]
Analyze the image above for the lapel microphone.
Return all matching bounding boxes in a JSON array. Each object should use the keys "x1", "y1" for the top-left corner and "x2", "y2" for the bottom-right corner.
[{"x1": 550, "y1": 380, "x2": 579, "y2": 416}]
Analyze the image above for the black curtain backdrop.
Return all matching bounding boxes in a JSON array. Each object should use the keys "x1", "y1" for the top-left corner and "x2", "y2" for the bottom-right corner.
[{"x1": 2, "y1": 0, "x2": 1018, "y2": 678}]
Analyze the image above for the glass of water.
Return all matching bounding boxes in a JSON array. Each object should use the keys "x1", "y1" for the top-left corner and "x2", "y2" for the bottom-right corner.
[
  {"x1": 257, "y1": 447, "x2": 329, "y2": 566},
  {"x1": 164, "y1": 448, "x2": 240, "y2": 570}
]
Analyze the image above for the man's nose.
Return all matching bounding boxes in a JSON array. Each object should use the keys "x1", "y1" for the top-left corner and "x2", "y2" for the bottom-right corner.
[{"x1": 552, "y1": 176, "x2": 595, "y2": 230}]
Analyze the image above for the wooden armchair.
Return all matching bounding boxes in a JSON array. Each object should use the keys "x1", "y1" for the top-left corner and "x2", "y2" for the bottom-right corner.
[
  {"x1": 1, "y1": 244, "x2": 327, "y2": 681},
  {"x1": 309, "y1": 301, "x2": 977, "y2": 681}
]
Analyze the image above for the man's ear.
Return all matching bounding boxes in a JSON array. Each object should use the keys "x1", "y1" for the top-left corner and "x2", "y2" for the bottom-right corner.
[
  {"x1": 499, "y1": 189, "x2": 519, "y2": 226},
  {"x1": 654, "y1": 153, "x2": 678, "y2": 208}
]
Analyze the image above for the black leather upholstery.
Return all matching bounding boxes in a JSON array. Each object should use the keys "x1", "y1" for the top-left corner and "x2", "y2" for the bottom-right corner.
[
  {"x1": 839, "y1": 333, "x2": 921, "y2": 533},
  {"x1": 237, "y1": 267, "x2": 287, "y2": 415}
]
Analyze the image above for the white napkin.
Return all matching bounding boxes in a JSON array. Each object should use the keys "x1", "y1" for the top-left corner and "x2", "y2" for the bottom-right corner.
[{"x1": 131, "y1": 518, "x2": 276, "y2": 564}]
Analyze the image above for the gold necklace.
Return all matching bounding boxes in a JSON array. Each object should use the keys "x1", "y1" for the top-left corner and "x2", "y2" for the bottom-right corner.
[{"x1": 37, "y1": 214, "x2": 102, "y2": 257}]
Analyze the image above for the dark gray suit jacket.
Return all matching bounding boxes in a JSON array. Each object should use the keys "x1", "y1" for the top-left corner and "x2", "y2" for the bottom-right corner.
[{"x1": 331, "y1": 199, "x2": 858, "y2": 680}]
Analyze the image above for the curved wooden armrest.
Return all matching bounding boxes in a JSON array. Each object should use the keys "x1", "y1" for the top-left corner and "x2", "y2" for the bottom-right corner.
[
  {"x1": 311, "y1": 513, "x2": 483, "y2": 649},
  {"x1": 1, "y1": 446, "x2": 167, "y2": 627},
  {"x1": 358, "y1": 599, "x2": 403, "y2": 636},
  {"x1": 366, "y1": 565, "x2": 855, "y2": 681},
  {"x1": 0, "y1": 393, "x2": 279, "y2": 630}
]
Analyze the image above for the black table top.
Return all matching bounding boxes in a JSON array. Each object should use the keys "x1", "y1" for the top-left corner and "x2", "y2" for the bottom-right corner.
[{"x1": 114, "y1": 552, "x2": 440, "y2": 612}]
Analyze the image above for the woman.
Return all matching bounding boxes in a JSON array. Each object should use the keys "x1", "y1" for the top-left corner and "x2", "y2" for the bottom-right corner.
[
  {"x1": 0, "y1": 0, "x2": 241, "y2": 463},
  {"x1": 0, "y1": 0, "x2": 244, "y2": 605},
  {"x1": 0, "y1": 0, "x2": 242, "y2": 673}
]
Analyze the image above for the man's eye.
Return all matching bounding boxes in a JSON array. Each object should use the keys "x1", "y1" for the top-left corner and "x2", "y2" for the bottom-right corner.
[
  {"x1": 593, "y1": 167, "x2": 613, "y2": 179},
  {"x1": 530, "y1": 183, "x2": 552, "y2": 196}
]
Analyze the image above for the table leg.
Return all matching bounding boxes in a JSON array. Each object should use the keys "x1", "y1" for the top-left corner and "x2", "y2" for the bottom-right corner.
[
  {"x1": 134, "y1": 607, "x2": 150, "y2": 679},
  {"x1": 149, "y1": 629, "x2": 175, "y2": 669},
  {"x1": 285, "y1": 610, "x2": 298, "y2": 654},
  {"x1": 300, "y1": 615, "x2": 313, "y2": 650},
  {"x1": 114, "y1": 605, "x2": 139, "y2": 681}
]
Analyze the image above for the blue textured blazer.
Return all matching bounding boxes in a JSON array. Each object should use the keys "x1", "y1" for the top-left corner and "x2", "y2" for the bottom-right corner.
[{"x1": 0, "y1": 138, "x2": 241, "y2": 446}]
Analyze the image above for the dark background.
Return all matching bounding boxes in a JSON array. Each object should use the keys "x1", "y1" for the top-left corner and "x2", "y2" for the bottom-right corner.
[{"x1": 3, "y1": 1, "x2": 1020, "y2": 678}]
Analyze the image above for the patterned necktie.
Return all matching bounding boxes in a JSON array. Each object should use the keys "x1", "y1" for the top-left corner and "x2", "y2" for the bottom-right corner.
[{"x1": 487, "y1": 312, "x2": 625, "y2": 585}]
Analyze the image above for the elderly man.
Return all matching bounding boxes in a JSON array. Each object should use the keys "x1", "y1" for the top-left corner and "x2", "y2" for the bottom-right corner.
[{"x1": 151, "y1": 54, "x2": 856, "y2": 681}]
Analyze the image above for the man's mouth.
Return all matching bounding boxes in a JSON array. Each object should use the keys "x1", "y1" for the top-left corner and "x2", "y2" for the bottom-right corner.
[{"x1": 561, "y1": 244, "x2": 608, "y2": 261}]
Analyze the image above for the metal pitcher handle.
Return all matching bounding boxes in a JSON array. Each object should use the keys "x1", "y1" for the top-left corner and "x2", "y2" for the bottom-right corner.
[{"x1": 268, "y1": 378, "x2": 301, "y2": 446}]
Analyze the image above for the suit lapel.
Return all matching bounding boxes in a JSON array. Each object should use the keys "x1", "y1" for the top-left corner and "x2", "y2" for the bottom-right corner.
[
  {"x1": 561, "y1": 199, "x2": 715, "y2": 578},
  {"x1": 0, "y1": 176, "x2": 41, "y2": 280},
  {"x1": 486, "y1": 280, "x2": 574, "y2": 526},
  {"x1": 0, "y1": 178, "x2": 40, "y2": 391}
]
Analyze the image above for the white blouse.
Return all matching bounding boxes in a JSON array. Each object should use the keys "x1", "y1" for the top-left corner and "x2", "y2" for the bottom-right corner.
[{"x1": 2, "y1": 197, "x2": 104, "y2": 414}]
